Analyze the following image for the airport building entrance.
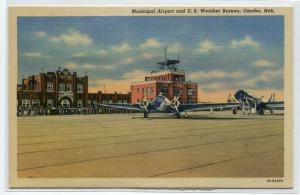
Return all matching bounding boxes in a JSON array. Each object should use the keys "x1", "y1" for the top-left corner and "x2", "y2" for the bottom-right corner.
[{"x1": 60, "y1": 97, "x2": 71, "y2": 108}]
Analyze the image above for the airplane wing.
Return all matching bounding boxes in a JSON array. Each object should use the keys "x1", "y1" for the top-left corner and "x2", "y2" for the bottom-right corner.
[
  {"x1": 179, "y1": 103, "x2": 240, "y2": 112},
  {"x1": 264, "y1": 101, "x2": 284, "y2": 110},
  {"x1": 98, "y1": 103, "x2": 143, "y2": 112}
]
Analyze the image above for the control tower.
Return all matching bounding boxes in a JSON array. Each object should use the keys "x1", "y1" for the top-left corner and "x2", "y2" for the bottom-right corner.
[{"x1": 130, "y1": 47, "x2": 198, "y2": 104}]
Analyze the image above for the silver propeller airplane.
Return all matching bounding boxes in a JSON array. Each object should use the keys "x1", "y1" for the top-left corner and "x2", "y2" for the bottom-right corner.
[
  {"x1": 98, "y1": 93, "x2": 239, "y2": 118},
  {"x1": 233, "y1": 90, "x2": 284, "y2": 115}
]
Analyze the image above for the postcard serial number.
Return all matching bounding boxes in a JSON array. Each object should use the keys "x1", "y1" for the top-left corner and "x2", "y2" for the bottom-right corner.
[{"x1": 266, "y1": 179, "x2": 283, "y2": 183}]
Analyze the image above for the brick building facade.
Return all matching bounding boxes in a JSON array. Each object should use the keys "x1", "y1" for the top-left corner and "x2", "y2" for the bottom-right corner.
[
  {"x1": 130, "y1": 58, "x2": 198, "y2": 104},
  {"x1": 17, "y1": 68, "x2": 130, "y2": 109}
]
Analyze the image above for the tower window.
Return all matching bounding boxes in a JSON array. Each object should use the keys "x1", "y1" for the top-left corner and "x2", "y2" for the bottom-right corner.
[
  {"x1": 160, "y1": 87, "x2": 168, "y2": 96},
  {"x1": 66, "y1": 83, "x2": 72, "y2": 92},
  {"x1": 77, "y1": 84, "x2": 83, "y2": 93},
  {"x1": 47, "y1": 82, "x2": 53, "y2": 92},
  {"x1": 188, "y1": 88, "x2": 195, "y2": 95},
  {"x1": 59, "y1": 83, "x2": 65, "y2": 92}
]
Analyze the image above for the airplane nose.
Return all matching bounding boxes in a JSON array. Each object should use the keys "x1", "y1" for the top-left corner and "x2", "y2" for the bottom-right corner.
[{"x1": 234, "y1": 90, "x2": 246, "y2": 100}]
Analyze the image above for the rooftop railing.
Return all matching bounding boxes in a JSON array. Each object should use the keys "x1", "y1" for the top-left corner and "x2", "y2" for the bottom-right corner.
[{"x1": 149, "y1": 68, "x2": 185, "y2": 75}]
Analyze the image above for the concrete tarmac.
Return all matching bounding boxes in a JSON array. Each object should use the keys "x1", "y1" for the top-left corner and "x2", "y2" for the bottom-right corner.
[{"x1": 17, "y1": 111, "x2": 284, "y2": 178}]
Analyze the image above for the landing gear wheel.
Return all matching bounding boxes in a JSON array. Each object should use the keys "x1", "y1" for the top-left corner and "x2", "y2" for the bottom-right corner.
[
  {"x1": 232, "y1": 108, "x2": 237, "y2": 115},
  {"x1": 184, "y1": 112, "x2": 189, "y2": 118},
  {"x1": 143, "y1": 112, "x2": 149, "y2": 118},
  {"x1": 258, "y1": 109, "x2": 265, "y2": 115}
]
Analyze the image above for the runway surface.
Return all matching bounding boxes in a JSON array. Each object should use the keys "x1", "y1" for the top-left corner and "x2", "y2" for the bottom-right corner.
[{"x1": 17, "y1": 111, "x2": 284, "y2": 178}]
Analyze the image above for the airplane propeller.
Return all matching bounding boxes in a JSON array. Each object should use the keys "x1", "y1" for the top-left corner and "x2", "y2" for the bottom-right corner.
[
  {"x1": 170, "y1": 96, "x2": 180, "y2": 115},
  {"x1": 138, "y1": 98, "x2": 149, "y2": 113}
]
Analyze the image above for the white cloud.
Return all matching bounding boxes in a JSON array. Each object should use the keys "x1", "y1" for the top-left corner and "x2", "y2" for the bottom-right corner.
[
  {"x1": 95, "y1": 49, "x2": 108, "y2": 56},
  {"x1": 82, "y1": 63, "x2": 97, "y2": 70},
  {"x1": 65, "y1": 62, "x2": 96, "y2": 70},
  {"x1": 110, "y1": 42, "x2": 132, "y2": 52},
  {"x1": 82, "y1": 63, "x2": 117, "y2": 71},
  {"x1": 122, "y1": 69, "x2": 147, "y2": 81},
  {"x1": 49, "y1": 29, "x2": 92, "y2": 45},
  {"x1": 98, "y1": 57, "x2": 137, "y2": 70},
  {"x1": 230, "y1": 36, "x2": 260, "y2": 48},
  {"x1": 72, "y1": 52, "x2": 87, "y2": 57},
  {"x1": 140, "y1": 38, "x2": 161, "y2": 49},
  {"x1": 195, "y1": 39, "x2": 218, "y2": 54},
  {"x1": 70, "y1": 55, "x2": 137, "y2": 71},
  {"x1": 139, "y1": 53, "x2": 155, "y2": 60},
  {"x1": 97, "y1": 64, "x2": 116, "y2": 70},
  {"x1": 24, "y1": 52, "x2": 49, "y2": 58},
  {"x1": 91, "y1": 52, "x2": 154, "y2": 71},
  {"x1": 123, "y1": 58, "x2": 135, "y2": 65},
  {"x1": 34, "y1": 31, "x2": 47, "y2": 38},
  {"x1": 189, "y1": 70, "x2": 225, "y2": 80},
  {"x1": 231, "y1": 70, "x2": 247, "y2": 79},
  {"x1": 251, "y1": 59, "x2": 276, "y2": 67},
  {"x1": 238, "y1": 69, "x2": 283, "y2": 88},
  {"x1": 167, "y1": 43, "x2": 181, "y2": 54},
  {"x1": 188, "y1": 69, "x2": 246, "y2": 80},
  {"x1": 194, "y1": 36, "x2": 260, "y2": 54},
  {"x1": 65, "y1": 62, "x2": 78, "y2": 69}
]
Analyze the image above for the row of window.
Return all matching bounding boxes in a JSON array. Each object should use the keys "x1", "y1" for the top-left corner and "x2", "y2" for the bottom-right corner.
[
  {"x1": 22, "y1": 99, "x2": 83, "y2": 108},
  {"x1": 137, "y1": 87, "x2": 154, "y2": 95},
  {"x1": 47, "y1": 82, "x2": 83, "y2": 93},
  {"x1": 136, "y1": 87, "x2": 195, "y2": 96},
  {"x1": 21, "y1": 99, "x2": 40, "y2": 107},
  {"x1": 159, "y1": 88, "x2": 195, "y2": 96},
  {"x1": 20, "y1": 99, "x2": 128, "y2": 108},
  {"x1": 145, "y1": 76, "x2": 168, "y2": 81}
]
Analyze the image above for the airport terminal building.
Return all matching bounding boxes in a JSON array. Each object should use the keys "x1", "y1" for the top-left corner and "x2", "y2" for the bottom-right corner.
[
  {"x1": 130, "y1": 57, "x2": 198, "y2": 104},
  {"x1": 17, "y1": 67, "x2": 131, "y2": 109}
]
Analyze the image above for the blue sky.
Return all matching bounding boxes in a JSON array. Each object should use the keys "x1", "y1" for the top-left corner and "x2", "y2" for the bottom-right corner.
[{"x1": 18, "y1": 16, "x2": 284, "y2": 100}]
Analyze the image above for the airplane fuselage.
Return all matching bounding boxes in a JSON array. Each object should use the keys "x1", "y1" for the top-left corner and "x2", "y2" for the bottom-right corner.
[
  {"x1": 151, "y1": 95, "x2": 171, "y2": 112},
  {"x1": 234, "y1": 89, "x2": 284, "y2": 114}
]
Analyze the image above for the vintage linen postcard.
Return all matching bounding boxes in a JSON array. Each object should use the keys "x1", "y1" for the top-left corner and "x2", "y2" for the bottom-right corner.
[{"x1": 9, "y1": 6, "x2": 293, "y2": 188}]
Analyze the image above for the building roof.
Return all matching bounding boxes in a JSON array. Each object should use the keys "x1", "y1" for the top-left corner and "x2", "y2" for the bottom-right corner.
[
  {"x1": 131, "y1": 80, "x2": 197, "y2": 85},
  {"x1": 147, "y1": 69, "x2": 185, "y2": 77}
]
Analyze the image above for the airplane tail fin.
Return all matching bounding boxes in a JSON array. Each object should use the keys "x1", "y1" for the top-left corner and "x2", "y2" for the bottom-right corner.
[
  {"x1": 227, "y1": 93, "x2": 232, "y2": 103},
  {"x1": 268, "y1": 93, "x2": 275, "y2": 103},
  {"x1": 227, "y1": 93, "x2": 236, "y2": 103}
]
